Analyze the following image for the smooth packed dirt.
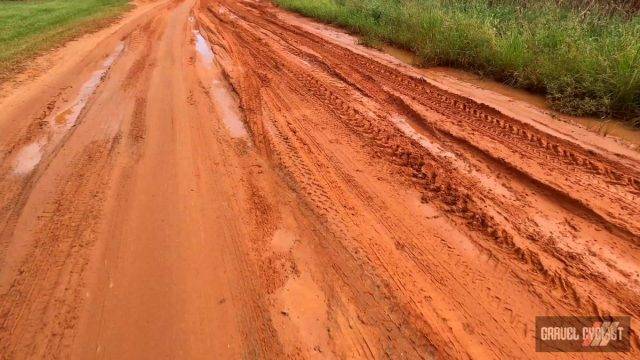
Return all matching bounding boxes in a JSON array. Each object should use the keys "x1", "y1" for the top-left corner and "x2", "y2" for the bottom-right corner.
[{"x1": 1, "y1": 0, "x2": 639, "y2": 358}]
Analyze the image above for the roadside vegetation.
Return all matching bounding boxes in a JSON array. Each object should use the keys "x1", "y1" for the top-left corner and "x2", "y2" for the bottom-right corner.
[
  {"x1": 274, "y1": 0, "x2": 640, "y2": 126},
  {"x1": 0, "y1": 0, "x2": 131, "y2": 81}
]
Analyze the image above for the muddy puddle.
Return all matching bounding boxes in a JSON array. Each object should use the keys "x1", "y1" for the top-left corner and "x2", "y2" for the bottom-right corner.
[
  {"x1": 193, "y1": 29, "x2": 214, "y2": 67},
  {"x1": 379, "y1": 44, "x2": 640, "y2": 147},
  {"x1": 53, "y1": 42, "x2": 124, "y2": 132},
  {"x1": 12, "y1": 140, "x2": 46, "y2": 175},
  {"x1": 210, "y1": 78, "x2": 248, "y2": 139},
  {"x1": 192, "y1": 27, "x2": 249, "y2": 140},
  {"x1": 11, "y1": 42, "x2": 125, "y2": 176}
]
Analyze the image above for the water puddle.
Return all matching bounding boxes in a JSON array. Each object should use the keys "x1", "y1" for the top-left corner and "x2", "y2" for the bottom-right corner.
[
  {"x1": 12, "y1": 140, "x2": 45, "y2": 175},
  {"x1": 52, "y1": 42, "x2": 125, "y2": 132},
  {"x1": 192, "y1": 27, "x2": 249, "y2": 140},
  {"x1": 11, "y1": 42, "x2": 124, "y2": 176},
  {"x1": 193, "y1": 30, "x2": 214, "y2": 67},
  {"x1": 210, "y1": 78, "x2": 249, "y2": 139},
  {"x1": 380, "y1": 44, "x2": 421, "y2": 66}
]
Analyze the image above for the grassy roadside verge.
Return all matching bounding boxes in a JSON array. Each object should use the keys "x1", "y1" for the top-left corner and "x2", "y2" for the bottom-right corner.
[
  {"x1": 0, "y1": 0, "x2": 132, "y2": 81},
  {"x1": 274, "y1": 0, "x2": 640, "y2": 126}
]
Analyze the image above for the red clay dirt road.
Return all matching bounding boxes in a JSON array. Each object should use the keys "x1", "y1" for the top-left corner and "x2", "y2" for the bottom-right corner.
[{"x1": 1, "y1": 0, "x2": 639, "y2": 358}]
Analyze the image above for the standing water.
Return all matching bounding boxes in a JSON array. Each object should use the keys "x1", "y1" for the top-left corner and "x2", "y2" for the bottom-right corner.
[
  {"x1": 12, "y1": 140, "x2": 45, "y2": 175},
  {"x1": 192, "y1": 26, "x2": 249, "y2": 139},
  {"x1": 11, "y1": 42, "x2": 125, "y2": 176}
]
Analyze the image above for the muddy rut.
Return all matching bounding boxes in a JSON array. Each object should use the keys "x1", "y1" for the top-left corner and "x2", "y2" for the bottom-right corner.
[{"x1": 0, "y1": 0, "x2": 638, "y2": 358}]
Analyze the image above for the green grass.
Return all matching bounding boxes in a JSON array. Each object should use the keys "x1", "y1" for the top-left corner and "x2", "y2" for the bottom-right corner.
[
  {"x1": 0, "y1": 0, "x2": 131, "y2": 80},
  {"x1": 274, "y1": 0, "x2": 640, "y2": 126}
]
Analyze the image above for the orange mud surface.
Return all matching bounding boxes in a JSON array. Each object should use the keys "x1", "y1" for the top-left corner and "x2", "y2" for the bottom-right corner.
[{"x1": 0, "y1": 0, "x2": 639, "y2": 358}]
